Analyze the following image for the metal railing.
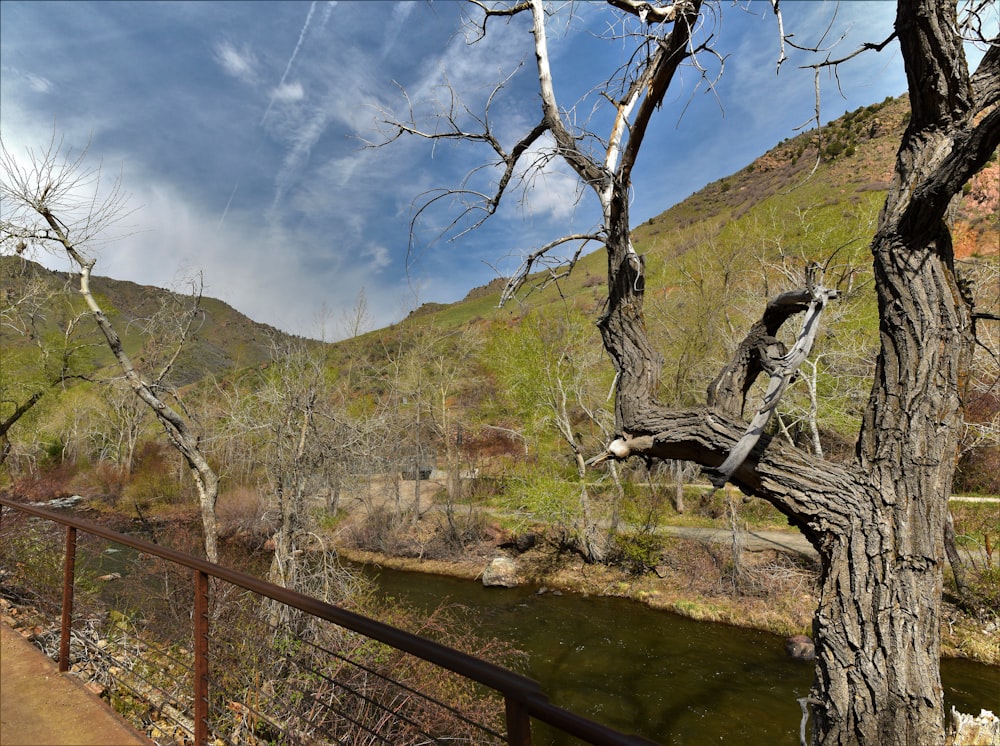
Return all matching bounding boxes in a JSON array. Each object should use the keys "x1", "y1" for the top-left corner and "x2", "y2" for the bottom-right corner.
[{"x1": 0, "y1": 495, "x2": 658, "y2": 746}]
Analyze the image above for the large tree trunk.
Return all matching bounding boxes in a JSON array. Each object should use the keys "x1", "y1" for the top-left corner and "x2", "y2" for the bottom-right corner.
[
  {"x1": 390, "y1": 0, "x2": 996, "y2": 742},
  {"x1": 808, "y1": 227, "x2": 973, "y2": 744},
  {"x1": 812, "y1": 3, "x2": 994, "y2": 741},
  {"x1": 594, "y1": 3, "x2": 997, "y2": 741}
]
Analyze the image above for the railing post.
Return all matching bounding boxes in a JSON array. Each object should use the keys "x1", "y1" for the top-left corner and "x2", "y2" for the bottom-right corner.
[
  {"x1": 59, "y1": 526, "x2": 77, "y2": 673},
  {"x1": 505, "y1": 696, "x2": 532, "y2": 746},
  {"x1": 193, "y1": 569, "x2": 209, "y2": 746}
]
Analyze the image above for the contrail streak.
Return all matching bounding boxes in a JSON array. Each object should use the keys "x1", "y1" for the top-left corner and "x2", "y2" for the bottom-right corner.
[
  {"x1": 260, "y1": 0, "x2": 317, "y2": 125},
  {"x1": 218, "y1": 180, "x2": 240, "y2": 229},
  {"x1": 219, "y1": 1, "x2": 318, "y2": 228}
]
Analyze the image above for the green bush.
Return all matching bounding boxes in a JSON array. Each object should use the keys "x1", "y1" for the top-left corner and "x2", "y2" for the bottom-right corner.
[
  {"x1": 609, "y1": 532, "x2": 668, "y2": 575},
  {"x1": 123, "y1": 467, "x2": 184, "y2": 509},
  {"x1": 968, "y1": 565, "x2": 1000, "y2": 611},
  {"x1": 41, "y1": 438, "x2": 66, "y2": 466},
  {"x1": 501, "y1": 471, "x2": 577, "y2": 523}
]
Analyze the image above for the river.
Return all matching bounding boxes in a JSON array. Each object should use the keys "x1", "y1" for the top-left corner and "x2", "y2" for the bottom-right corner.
[
  {"x1": 356, "y1": 562, "x2": 1000, "y2": 745},
  {"x1": 73, "y1": 512, "x2": 998, "y2": 745}
]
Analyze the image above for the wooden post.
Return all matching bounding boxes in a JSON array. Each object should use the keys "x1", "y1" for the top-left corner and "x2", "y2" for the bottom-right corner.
[
  {"x1": 59, "y1": 526, "x2": 77, "y2": 672},
  {"x1": 505, "y1": 696, "x2": 532, "y2": 746},
  {"x1": 193, "y1": 569, "x2": 210, "y2": 746}
]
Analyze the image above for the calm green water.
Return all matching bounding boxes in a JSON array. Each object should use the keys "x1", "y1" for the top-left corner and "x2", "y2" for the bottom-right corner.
[{"x1": 358, "y1": 563, "x2": 1000, "y2": 745}]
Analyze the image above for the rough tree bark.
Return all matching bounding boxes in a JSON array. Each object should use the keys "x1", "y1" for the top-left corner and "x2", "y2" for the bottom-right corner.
[
  {"x1": 591, "y1": 4, "x2": 999, "y2": 744},
  {"x1": 386, "y1": 1, "x2": 998, "y2": 743}
]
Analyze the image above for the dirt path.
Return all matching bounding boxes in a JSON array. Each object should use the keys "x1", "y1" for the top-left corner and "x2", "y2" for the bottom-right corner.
[{"x1": 660, "y1": 524, "x2": 816, "y2": 556}]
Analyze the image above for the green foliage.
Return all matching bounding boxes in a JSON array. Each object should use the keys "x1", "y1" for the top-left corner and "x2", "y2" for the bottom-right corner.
[
  {"x1": 123, "y1": 443, "x2": 186, "y2": 509},
  {"x1": 609, "y1": 532, "x2": 669, "y2": 575},
  {"x1": 482, "y1": 307, "x2": 613, "y2": 459},
  {"x1": 825, "y1": 140, "x2": 846, "y2": 158},
  {"x1": 40, "y1": 437, "x2": 66, "y2": 466},
  {"x1": 969, "y1": 565, "x2": 1000, "y2": 609},
  {"x1": 501, "y1": 469, "x2": 578, "y2": 524},
  {"x1": 5, "y1": 94, "x2": 995, "y2": 544},
  {"x1": 951, "y1": 502, "x2": 1000, "y2": 547}
]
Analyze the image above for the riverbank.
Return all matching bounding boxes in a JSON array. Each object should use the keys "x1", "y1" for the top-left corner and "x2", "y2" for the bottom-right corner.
[
  {"x1": 11, "y1": 489, "x2": 1000, "y2": 667},
  {"x1": 313, "y1": 475, "x2": 999, "y2": 664},
  {"x1": 332, "y1": 528, "x2": 1000, "y2": 667},
  {"x1": 3, "y1": 493, "x2": 995, "y2": 746}
]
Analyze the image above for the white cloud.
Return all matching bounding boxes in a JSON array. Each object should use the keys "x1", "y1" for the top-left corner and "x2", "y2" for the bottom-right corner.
[
  {"x1": 1, "y1": 0, "x2": 936, "y2": 341},
  {"x1": 273, "y1": 81, "x2": 305, "y2": 103},
  {"x1": 26, "y1": 72, "x2": 53, "y2": 94},
  {"x1": 363, "y1": 244, "x2": 391, "y2": 271},
  {"x1": 214, "y1": 40, "x2": 258, "y2": 84},
  {"x1": 268, "y1": 107, "x2": 332, "y2": 218},
  {"x1": 517, "y1": 136, "x2": 587, "y2": 223},
  {"x1": 100, "y1": 172, "x2": 406, "y2": 339},
  {"x1": 381, "y1": 3, "x2": 415, "y2": 59}
]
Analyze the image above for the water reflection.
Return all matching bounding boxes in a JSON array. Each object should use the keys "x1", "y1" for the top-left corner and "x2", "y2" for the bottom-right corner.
[{"x1": 358, "y1": 563, "x2": 1000, "y2": 745}]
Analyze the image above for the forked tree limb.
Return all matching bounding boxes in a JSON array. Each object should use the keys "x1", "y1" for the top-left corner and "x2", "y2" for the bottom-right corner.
[{"x1": 706, "y1": 278, "x2": 838, "y2": 488}]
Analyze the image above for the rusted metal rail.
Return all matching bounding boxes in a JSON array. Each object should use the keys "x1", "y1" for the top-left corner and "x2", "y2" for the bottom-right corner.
[{"x1": 0, "y1": 495, "x2": 658, "y2": 746}]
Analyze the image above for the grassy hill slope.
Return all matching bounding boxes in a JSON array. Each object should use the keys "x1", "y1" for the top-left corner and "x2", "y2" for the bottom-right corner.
[
  {"x1": 0, "y1": 256, "x2": 297, "y2": 385},
  {"x1": 398, "y1": 95, "x2": 996, "y2": 333}
]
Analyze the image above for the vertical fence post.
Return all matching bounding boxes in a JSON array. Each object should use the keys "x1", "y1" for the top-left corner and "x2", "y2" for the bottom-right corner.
[
  {"x1": 59, "y1": 526, "x2": 77, "y2": 673},
  {"x1": 193, "y1": 569, "x2": 209, "y2": 746},
  {"x1": 505, "y1": 696, "x2": 532, "y2": 746}
]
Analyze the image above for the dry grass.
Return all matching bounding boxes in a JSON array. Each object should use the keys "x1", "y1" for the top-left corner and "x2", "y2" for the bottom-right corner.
[{"x1": 216, "y1": 485, "x2": 273, "y2": 545}]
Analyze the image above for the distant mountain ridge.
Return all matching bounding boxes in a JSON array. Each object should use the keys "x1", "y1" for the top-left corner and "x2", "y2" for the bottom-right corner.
[
  {"x1": 0, "y1": 256, "x2": 292, "y2": 384},
  {"x1": 4, "y1": 95, "x2": 996, "y2": 376}
]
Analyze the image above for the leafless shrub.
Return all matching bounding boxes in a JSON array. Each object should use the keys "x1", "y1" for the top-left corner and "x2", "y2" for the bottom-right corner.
[
  {"x1": 216, "y1": 486, "x2": 273, "y2": 546},
  {"x1": 344, "y1": 505, "x2": 421, "y2": 557}
]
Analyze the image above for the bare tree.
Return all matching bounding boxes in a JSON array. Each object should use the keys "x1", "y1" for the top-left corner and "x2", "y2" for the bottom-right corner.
[
  {"x1": 0, "y1": 138, "x2": 222, "y2": 563},
  {"x1": 95, "y1": 376, "x2": 151, "y2": 472},
  {"x1": 242, "y1": 342, "x2": 325, "y2": 620},
  {"x1": 426, "y1": 327, "x2": 481, "y2": 541},
  {"x1": 382, "y1": 2, "x2": 999, "y2": 744}
]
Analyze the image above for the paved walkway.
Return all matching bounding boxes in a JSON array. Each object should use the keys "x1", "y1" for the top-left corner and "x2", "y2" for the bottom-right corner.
[{"x1": 0, "y1": 622, "x2": 151, "y2": 746}]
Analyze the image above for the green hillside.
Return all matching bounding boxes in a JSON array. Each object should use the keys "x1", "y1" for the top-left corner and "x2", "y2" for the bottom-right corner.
[
  {"x1": 328, "y1": 93, "x2": 997, "y2": 491},
  {"x1": 0, "y1": 256, "x2": 296, "y2": 385},
  {"x1": 2, "y1": 95, "x2": 996, "y2": 501},
  {"x1": 401, "y1": 95, "x2": 996, "y2": 332}
]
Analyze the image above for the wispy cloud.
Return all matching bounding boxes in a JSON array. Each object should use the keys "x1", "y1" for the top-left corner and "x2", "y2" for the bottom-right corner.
[
  {"x1": 273, "y1": 81, "x2": 305, "y2": 103},
  {"x1": 214, "y1": 40, "x2": 258, "y2": 85},
  {"x1": 2, "y1": 1, "x2": 919, "y2": 339},
  {"x1": 261, "y1": 0, "x2": 317, "y2": 125},
  {"x1": 6, "y1": 66, "x2": 55, "y2": 94},
  {"x1": 363, "y1": 244, "x2": 391, "y2": 272}
]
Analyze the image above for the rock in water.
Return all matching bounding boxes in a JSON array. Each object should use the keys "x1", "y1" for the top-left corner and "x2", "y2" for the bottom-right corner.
[
  {"x1": 784, "y1": 634, "x2": 816, "y2": 661},
  {"x1": 482, "y1": 557, "x2": 518, "y2": 588}
]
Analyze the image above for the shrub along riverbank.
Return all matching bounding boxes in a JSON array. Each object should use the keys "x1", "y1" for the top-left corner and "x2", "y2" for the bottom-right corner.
[
  {"x1": 318, "y1": 481, "x2": 999, "y2": 666},
  {"x1": 6, "y1": 482, "x2": 999, "y2": 667}
]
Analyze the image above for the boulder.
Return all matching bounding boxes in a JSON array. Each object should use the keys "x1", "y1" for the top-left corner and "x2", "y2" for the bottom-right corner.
[
  {"x1": 784, "y1": 634, "x2": 816, "y2": 661},
  {"x1": 482, "y1": 557, "x2": 518, "y2": 588}
]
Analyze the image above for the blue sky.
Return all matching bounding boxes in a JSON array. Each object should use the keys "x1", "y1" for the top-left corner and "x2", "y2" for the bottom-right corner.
[{"x1": 0, "y1": 1, "x2": 961, "y2": 338}]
